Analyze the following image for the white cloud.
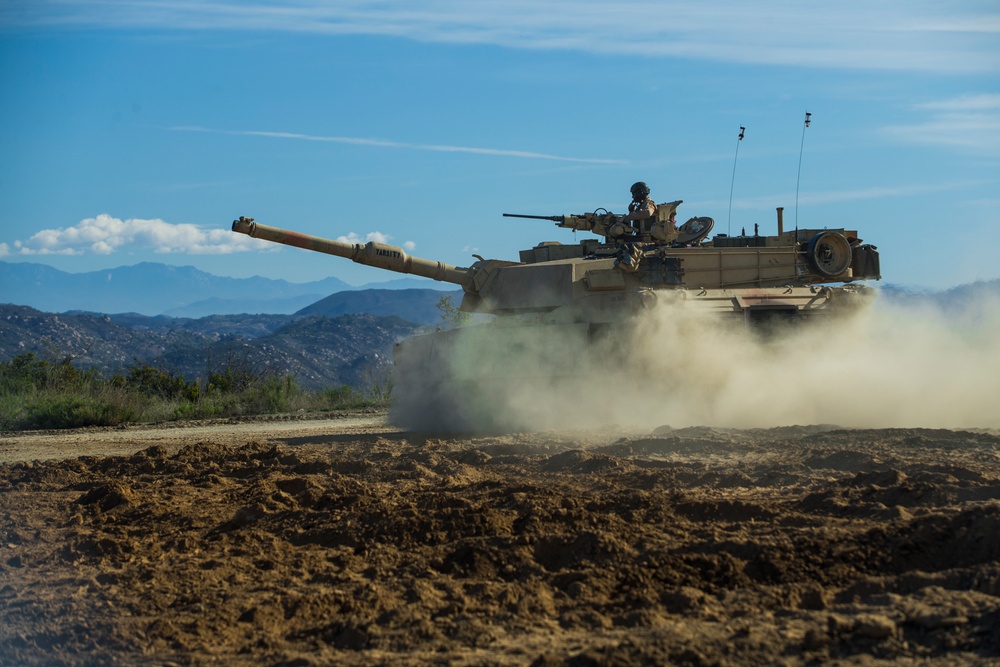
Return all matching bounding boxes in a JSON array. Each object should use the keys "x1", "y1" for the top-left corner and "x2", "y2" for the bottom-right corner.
[
  {"x1": 6, "y1": 214, "x2": 274, "y2": 256},
  {"x1": 6, "y1": 1, "x2": 998, "y2": 73},
  {"x1": 336, "y1": 231, "x2": 416, "y2": 252},
  {"x1": 171, "y1": 127, "x2": 623, "y2": 164},
  {"x1": 883, "y1": 94, "x2": 1000, "y2": 155},
  {"x1": 336, "y1": 231, "x2": 391, "y2": 245}
]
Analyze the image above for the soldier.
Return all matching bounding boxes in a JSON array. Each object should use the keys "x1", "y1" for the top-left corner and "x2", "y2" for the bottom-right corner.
[{"x1": 624, "y1": 181, "x2": 657, "y2": 234}]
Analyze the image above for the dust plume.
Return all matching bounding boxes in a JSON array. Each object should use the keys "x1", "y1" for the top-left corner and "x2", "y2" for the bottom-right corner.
[
  {"x1": 620, "y1": 293, "x2": 1000, "y2": 430},
  {"x1": 390, "y1": 291, "x2": 1000, "y2": 432}
]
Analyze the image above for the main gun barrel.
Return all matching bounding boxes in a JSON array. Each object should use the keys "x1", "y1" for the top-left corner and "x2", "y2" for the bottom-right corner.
[{"x1": 231, "y1": 216, "x2": 470, "y2": 286}]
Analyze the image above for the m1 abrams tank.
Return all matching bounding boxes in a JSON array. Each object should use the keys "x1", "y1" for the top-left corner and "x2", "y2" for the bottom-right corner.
[{"x1": 231, "y1": 200, "x2": 879, "y2": 431}]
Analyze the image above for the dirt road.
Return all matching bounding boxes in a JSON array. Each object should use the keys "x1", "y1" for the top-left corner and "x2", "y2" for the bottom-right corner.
[{"x1": 2, "y1": 415, "x2": 999, "y2": 665}]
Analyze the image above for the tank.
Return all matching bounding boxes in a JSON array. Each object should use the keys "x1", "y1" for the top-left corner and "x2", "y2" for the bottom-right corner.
[{"x1": 231, "y1": 201, "x2": 879, "y2": 431}]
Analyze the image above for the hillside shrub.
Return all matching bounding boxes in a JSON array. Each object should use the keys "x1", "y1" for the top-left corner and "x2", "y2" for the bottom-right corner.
[
  {"x1": 0, "y1": 352, "x2": 84, "y2": 393},
  {"x1": 317, "y1": 385, "x2": 360, "y2": 407},
  {"x1": 206, "y1": 350, "x2": 268, "y2": 394},
  {"x1": 0, "y1": 350, "x2": 393, "y2": 432},
  {"x1": 115, "y1": 362, "x2": 198, "y2": 401},
  {"x1": 241, "y1": 375, "x2": 302, "y2": 414},
  {"x1": 19, "y1": 389, "x2": 141, "y2": 430},
  {"x1": 359, "y1": 364, "x2": 393, "y2": 405}
]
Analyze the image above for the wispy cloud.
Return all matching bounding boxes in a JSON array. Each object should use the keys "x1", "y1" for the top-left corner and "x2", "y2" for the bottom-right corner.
[
  {"x1": 883, "y1": 94, "x2": 1000, "y2": 155},
  {"x1": 5, "y1": 1, "x2": 997, "y2": 73},
  {"x1": 1, "y1": 214, "x2": 274, "y2": 256},
  {"x1": 717, "y1": 179, "x2": 989, "y2": 210},
  {"x1": 170, "y1": 126, "x2": 623, "y2": 164},
  {"x1": 795, "y1": 181, "x2": 990, "y2": 206},
  {"x1": 916, "y1": 94, "x2": 1000, "y2": 111}
]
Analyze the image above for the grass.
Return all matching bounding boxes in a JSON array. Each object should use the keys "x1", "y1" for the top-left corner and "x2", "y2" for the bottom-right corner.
[{"x1": 0, "y1": 353, "x2": 391, "y2": 432}]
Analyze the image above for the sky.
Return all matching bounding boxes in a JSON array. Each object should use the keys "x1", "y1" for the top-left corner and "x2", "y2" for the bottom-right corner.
[{"x1": 1, "y1": 1, "x2": 998, "y2": 290}]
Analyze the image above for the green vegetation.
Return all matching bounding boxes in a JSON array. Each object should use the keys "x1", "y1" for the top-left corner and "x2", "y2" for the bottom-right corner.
[
  {"x1": 436, "y1": 294, "x2": 471, "y2": 328},
  {"x1": 0, "y1": 352, "x2": 391, "y2": 432}
]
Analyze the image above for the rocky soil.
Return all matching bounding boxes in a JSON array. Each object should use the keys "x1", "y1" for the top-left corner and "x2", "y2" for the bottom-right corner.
[{"x1": 1, "y1": 417, "x2": 999, "y2": 666}]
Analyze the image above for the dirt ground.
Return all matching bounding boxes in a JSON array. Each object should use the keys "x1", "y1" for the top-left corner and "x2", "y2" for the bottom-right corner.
[{"x1": 1, "y1": 413, "x2": 999, "y2": 666}]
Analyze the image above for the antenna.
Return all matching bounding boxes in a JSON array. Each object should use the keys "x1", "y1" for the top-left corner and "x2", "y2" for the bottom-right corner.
[
  {"x1": 727, "y1": 125, "x2": 745, "y2": 236},
  {"x1": 795, "y1": 111, "x2": 811, "y2": 231}
]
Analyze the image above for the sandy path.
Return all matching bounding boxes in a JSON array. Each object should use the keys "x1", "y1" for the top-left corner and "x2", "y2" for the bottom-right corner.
[{"x1": 0, "y1": 412, "x2": 397, "y2": 464}]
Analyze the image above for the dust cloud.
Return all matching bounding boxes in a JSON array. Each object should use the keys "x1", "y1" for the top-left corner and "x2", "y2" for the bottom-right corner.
[
  {"x1": 392, "y1": 291, "x2": 1000, "y2": 432},
  {"x1": 621, "y1": 294, "x2": 1000, "y2": 430}
]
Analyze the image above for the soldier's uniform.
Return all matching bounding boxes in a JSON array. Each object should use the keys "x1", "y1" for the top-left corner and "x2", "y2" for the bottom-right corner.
[
  {"x1": 627, "y1": 196, "x2": 657, "y2": 223},
  {"x1": 625, "y1": 182, "x2": 657, "y2": 235}
]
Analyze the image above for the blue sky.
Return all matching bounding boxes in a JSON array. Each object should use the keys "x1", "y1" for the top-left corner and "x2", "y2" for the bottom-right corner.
[{"x1": 1, "y1": 1, "x2": 998, "y2": 289}]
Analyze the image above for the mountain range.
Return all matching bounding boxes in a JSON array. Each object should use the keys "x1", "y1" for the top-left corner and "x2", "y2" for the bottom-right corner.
[
  {"x1": 0, "y1": 262, "x2": 463, "y2": 390},
  {"x1": 0, "y1": 303, "x2": 431, "y2": 391},
  {"x1": 0, "y1": 260, "x2": 453, "y2": 317},
  {"x1": 2, "y1": 258, "x2": 997, "y2": 393}
]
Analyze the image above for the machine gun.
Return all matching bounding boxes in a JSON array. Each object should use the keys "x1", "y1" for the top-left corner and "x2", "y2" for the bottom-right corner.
[
  {"x1": 501, "y1": 213, "x2": 564, "y2": 223},
  {"x1": 504, "y1": 200, "x2": 698, "y2": 245},
  {"x1": 504, "y1": 210, "x2": 631, "y2": 240}
]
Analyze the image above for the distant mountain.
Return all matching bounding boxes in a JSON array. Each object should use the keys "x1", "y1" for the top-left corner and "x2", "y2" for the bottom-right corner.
[
  {"x1": 878, "y1": 280, "x2": 1000, "y2": 312},
  {"x1": 0, "y1": 304, "x2": 420, "y2": 391},
  {"x1": 0, "y1": 261, "x2": 353, "y2": 316},
  {"x1": 1, "y1": 305, "x2": 223, "y2": 377},
  {"x1": 61, "y1": 289, "x2": 450, "y2": 337},
  {"x1": 0, "y1": 260, "x2": 458, "y2": 316},
  {"x1": 162, "y1": 294, "x2": 328, "y2": 318},
  {"x1": 296, "y1": 288, "x2": 462, "y2": 326},
  {"x1": 359, "y1": 277, "x2": 459, "y2": 292},
  {"x1": 95, "y1": 312, "x2": 298, "y2": 338}
]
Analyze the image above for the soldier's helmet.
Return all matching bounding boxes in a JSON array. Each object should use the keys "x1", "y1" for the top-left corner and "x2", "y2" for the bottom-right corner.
[{"x1": 630, "y1": 182, "x2": 650, "y2": 199}]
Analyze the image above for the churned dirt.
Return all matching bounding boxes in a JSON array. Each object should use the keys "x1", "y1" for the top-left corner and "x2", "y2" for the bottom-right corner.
[{"x1": 1, "y1": 414, "x2": 999, "y2": 666}]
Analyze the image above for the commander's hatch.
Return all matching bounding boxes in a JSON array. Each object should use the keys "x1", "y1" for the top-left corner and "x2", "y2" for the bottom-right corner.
[{"x1": 676, "y1": 216, "x2": 715, "y2": 245}]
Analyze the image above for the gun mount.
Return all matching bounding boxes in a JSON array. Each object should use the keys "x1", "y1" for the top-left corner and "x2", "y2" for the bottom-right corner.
[{"x1": 503, "y1": 200, "x2": 699, "y2": 244}]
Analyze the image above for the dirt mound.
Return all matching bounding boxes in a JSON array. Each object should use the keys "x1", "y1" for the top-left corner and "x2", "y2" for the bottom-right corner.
[{"x1": 1, "y1": 424, "x2": 999, "y2": 665}]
